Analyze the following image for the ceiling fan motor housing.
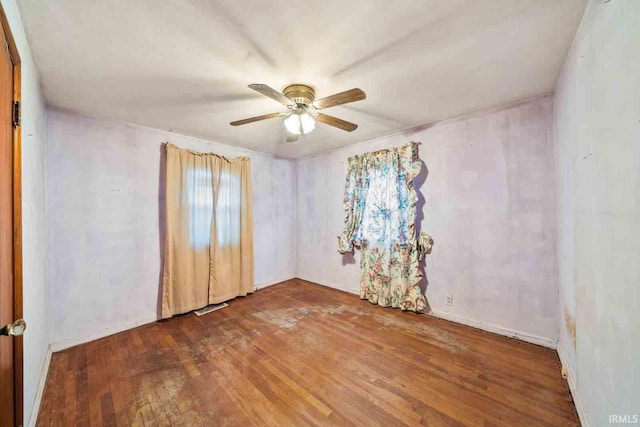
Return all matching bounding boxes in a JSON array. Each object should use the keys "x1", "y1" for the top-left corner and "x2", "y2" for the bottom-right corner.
[{"x1": 283, "y1": 84, "x2": 315, "y2": 106}]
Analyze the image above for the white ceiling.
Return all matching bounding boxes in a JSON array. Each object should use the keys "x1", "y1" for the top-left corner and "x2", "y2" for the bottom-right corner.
[{"x1": 19, "y1": 0, "x2": 586, "y2": 158}]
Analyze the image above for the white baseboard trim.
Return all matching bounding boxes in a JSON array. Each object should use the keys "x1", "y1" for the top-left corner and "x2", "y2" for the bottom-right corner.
[
  {"x1": 298, "y1": 276, "x2": 557, "y2": 349},
  {"x1": 295, "y1": 276, "x2": 359, "y2": 295},
  {"x1": 50, "y1": 276, "x2": 294, "y2": 353},
  {"x1": 255, "y1": 276, "x2": 295, "y2": 290},
  {"x1": 50, "y1": 315, "x2": 158, "y2": 352},
  {"x1": 557, "y1": 344, "x2": 588, "y2": 426},
  {"x1": 50, "y1": 278, "x2": 296, "y2": 352},
  {"x1": 27, "y1": 345, "x2": 52, "y2": 427},
  {"x1": 428, "y1": 310, "x2": 558, "y2": 349}
]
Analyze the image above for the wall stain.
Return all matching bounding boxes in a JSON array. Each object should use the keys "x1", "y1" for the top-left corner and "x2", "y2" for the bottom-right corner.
[{"x1": 564, "y1": 306, "x2": 576, "y2": 349}]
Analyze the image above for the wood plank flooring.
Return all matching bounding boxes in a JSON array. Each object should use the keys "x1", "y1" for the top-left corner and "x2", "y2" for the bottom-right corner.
[{"x1": 36, "y1": 279, "x2": 579, "y2": 426}]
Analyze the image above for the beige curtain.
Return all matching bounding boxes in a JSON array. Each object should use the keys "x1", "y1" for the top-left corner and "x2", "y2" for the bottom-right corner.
[{"x1": 161, "y1": 143, "x2": 253, "y2": 318}]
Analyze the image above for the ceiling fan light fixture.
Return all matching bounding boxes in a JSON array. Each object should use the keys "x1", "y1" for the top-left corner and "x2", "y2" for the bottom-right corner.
[
  {"x1": 285, "y1": 111, "x2": 315, "y2": 135},
  {"x1": 231, "y1": 83, "x2": 364, "y2": 137}
]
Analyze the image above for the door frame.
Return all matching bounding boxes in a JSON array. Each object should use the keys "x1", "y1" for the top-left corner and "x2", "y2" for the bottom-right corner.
[{"x1": 0, "y1": 3, "x2": 22, "y2": 426}]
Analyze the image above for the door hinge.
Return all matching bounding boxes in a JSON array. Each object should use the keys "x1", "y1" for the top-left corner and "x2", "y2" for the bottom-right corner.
[{"x1": 13, "y1": 101, "x2": 20, "y2": 128}]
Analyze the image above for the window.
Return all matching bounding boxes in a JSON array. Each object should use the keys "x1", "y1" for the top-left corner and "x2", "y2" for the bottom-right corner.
[
  {"x1": 187, "y1": 168, "x2": 240, "y2": 249},
  {"x1": 354, "y1": 165, "x2": 410, "y2": 245},
  {"x1": 214, "y1": 172, "x2": 241, "y2": 247},
  {"x1": 187, "y1": 167, "x2": 214, "y2": 249}
]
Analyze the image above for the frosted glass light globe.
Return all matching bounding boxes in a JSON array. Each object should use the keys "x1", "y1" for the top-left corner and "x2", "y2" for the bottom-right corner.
[
  {"x1": 285, "y1": 112, "x2": 315, "y2": 135},
  {"x1": 299, "y1": 113, "x2": 316, "y2": 134}
]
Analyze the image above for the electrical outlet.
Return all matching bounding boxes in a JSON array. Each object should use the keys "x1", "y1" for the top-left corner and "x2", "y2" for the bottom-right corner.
[{"x1": 445, "y1": 296, "x2": 454, "y2": 307}]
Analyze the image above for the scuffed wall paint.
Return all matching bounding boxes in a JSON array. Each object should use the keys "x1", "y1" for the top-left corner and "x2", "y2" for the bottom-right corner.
[
  {"x1": 45, "y1": 109, "x2": 296, "y2": 346},
  {"x1": 296, "y1": 96, "x2": 558, "y2": 344},
  {"x1": 554, "y1": 1, "x2": 640, "y2": 425},
  {"x1": 0, "y1": 0, "x2": 49, "y2": 424}
]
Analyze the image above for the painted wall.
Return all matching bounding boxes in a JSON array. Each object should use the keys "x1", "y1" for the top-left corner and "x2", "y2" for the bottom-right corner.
[
  {"x1": 45, "y1": 109, "x2": 296, "y2": 347},
  {"x1": 296, "y1": 96, "x2": 558, "y2": 345},
  {"x1": 554, "y1": 1, "x2": 640, "y2": 425},
  {"x1": 0, "y1": 0, "x2": 48, "y2": 425}
]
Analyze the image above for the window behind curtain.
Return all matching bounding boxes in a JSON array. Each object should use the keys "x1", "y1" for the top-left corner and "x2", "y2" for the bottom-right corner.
[
  {"x1": 336, "y1": 142, "x2": 428, "y2": 312},
  {"x1": 354, "y1": 164, "x2": 411, "y2": 246},
  {"x1": 187, "y1": 168, "x2": 240, "y2": 249},
  {"x1": 215, "y1": 172, "x2": 241, "y2": 247}
]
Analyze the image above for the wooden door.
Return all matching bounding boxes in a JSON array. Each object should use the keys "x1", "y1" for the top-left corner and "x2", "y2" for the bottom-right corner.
[{"x1": 0, "y1": 4, "x2": 22, "y2": 427}]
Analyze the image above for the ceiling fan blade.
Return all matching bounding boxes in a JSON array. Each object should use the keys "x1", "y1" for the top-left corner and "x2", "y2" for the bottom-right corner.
[
  {"x1": 230, "y1": 112, "x2": 283, "y2": 126},
  {"x1": 315, "y1": 113, "x2": 358, "y2": 132},
  {"x1": 248, "y1": 84, "x2": 295, "y2": 106},
  {"x1": 313, "y1": 88, "x2": 366, "y2": 109}
]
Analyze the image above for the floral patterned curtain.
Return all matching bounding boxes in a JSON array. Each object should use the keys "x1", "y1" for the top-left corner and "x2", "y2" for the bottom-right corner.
[{"x1": 338, "y1": 142, "x2": 433, "y2": 312}]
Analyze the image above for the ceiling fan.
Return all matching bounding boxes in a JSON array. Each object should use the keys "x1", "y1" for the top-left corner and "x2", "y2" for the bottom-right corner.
[{"x1": 230, "y1": 84, "x2": 366, "y2": 141}]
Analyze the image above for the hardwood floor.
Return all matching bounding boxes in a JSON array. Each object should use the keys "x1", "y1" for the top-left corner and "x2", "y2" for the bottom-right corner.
[{"x1": 36, "y1": 279, "x2": 578, "y2": 426}]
